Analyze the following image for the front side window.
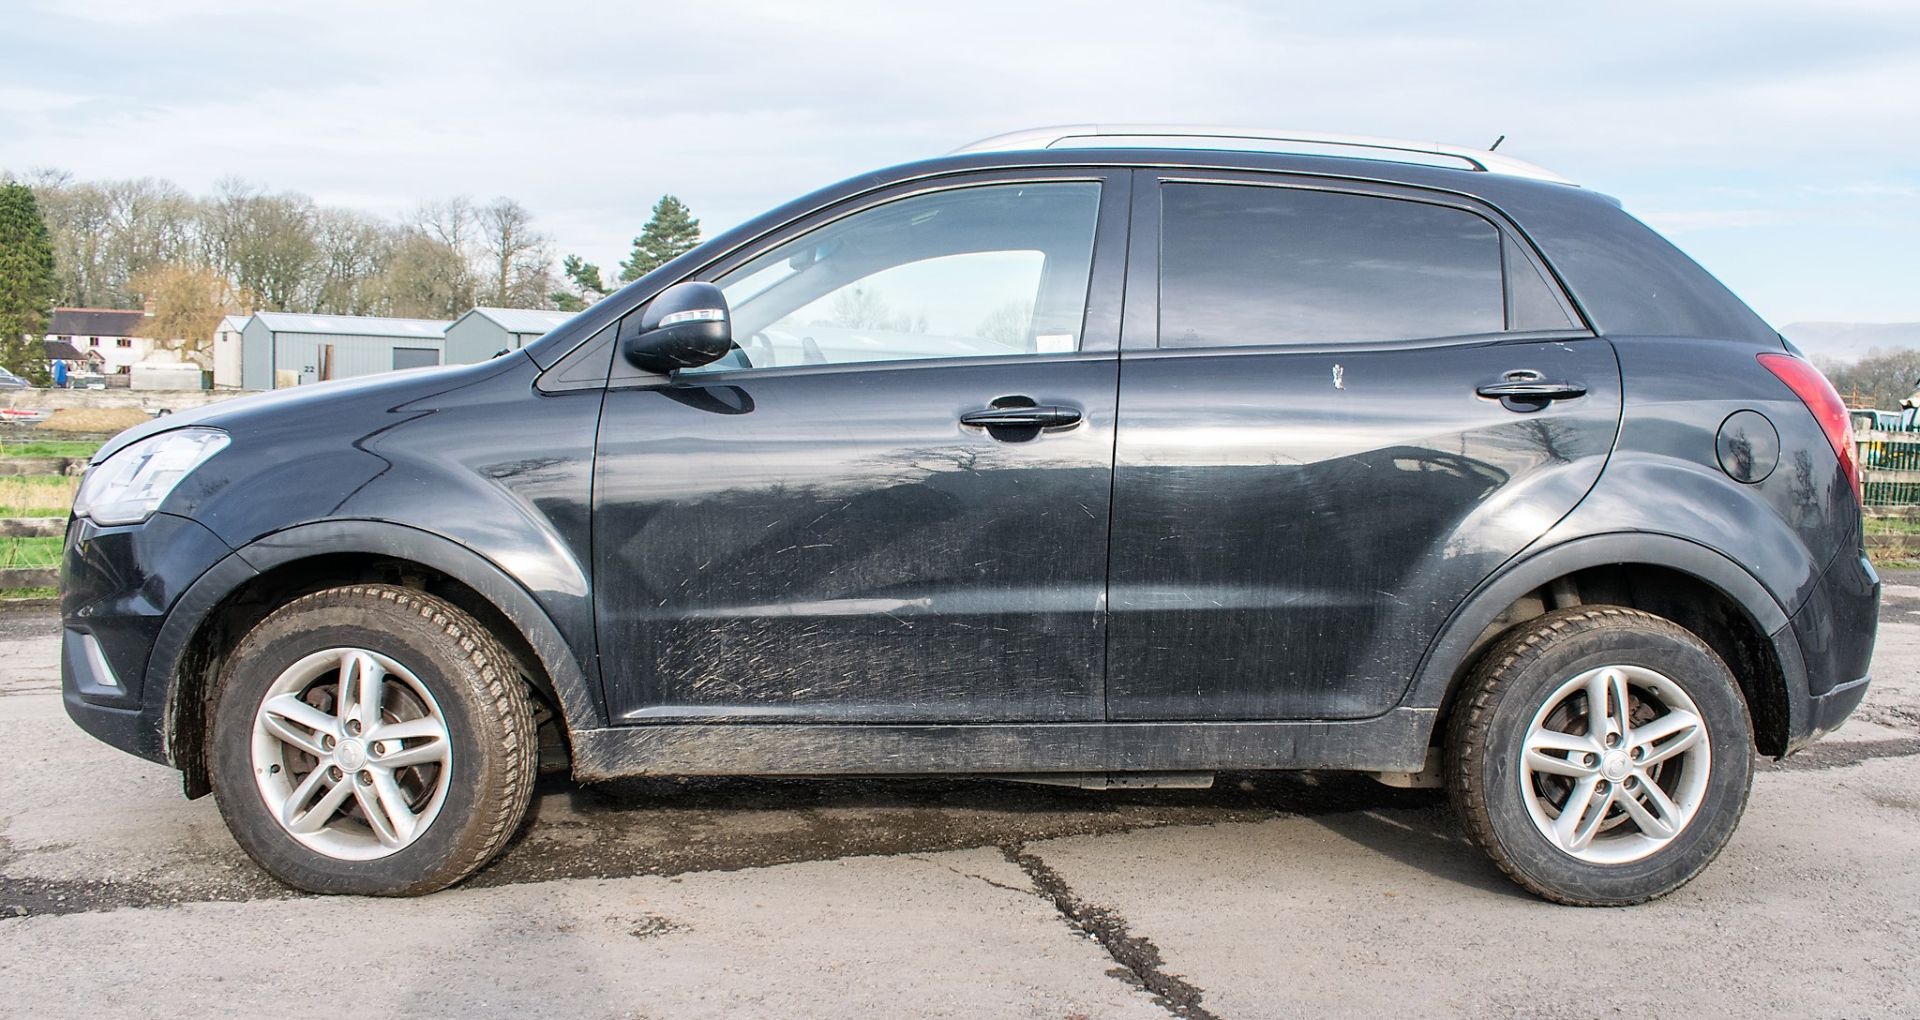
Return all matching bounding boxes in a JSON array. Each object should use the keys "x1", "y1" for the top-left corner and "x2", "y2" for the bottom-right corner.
[
  {"x1": 700, "y1": 182, "x2": 1101, "y2": 372},
  {"x1": 1159, "y1": 183, "x2": 1508, "y2": 347}
]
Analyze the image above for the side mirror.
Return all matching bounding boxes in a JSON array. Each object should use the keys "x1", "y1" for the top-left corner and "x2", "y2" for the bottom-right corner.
[{"x1": 621, "y1": 282, "x2": 733, "y2": 373}]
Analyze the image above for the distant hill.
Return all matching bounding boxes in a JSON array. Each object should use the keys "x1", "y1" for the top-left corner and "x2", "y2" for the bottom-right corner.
[{"x1": 1780, "y1": 322, "x2": 1920, "y2": 364}]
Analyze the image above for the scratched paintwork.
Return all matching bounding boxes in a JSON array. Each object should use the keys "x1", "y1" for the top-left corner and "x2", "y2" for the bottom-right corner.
[
  {"x1": 593, "y1": 355, "x2": 1121, "y2": 723},
  {"x1": 1108, "y1": 338, "x2": 1623, "y2": 720}
]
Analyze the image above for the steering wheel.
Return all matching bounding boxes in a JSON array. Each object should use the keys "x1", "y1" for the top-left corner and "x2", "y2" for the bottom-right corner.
[{"x1": 743, "y1": 331, "x2": 776, "y2": 368}]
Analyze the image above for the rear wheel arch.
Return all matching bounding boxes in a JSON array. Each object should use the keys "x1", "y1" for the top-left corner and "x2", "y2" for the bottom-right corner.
[
  {"x1": 1414, "y1": 534, "x2": 1799, "y2": 758},
  {"x1": 157, "y1": 522, "x2": 599, "y2": 796}
]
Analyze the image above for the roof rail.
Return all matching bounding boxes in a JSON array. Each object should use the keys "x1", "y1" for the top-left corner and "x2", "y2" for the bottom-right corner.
[{"x1": 951, "y1": 125, "x2": 1574, "y2": 184}]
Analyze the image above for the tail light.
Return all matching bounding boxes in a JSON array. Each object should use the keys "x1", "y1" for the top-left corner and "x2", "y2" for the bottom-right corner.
[{"x1": 1758, "y1": 352, "x2": 1860, "y2": 502}]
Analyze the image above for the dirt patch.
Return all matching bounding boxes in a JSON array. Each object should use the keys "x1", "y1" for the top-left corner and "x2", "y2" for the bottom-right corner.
[{"x1": 38, "y1": 408, "x2": 150, "y2": 434}]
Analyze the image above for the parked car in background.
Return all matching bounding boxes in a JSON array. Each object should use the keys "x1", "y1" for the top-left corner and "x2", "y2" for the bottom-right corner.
[
  {"x1": 61, "y1": 127, "x2": 1877, "y2": 905},
  {"x1": 0, "y1": 366, "x2": 31, "y2": 390}
]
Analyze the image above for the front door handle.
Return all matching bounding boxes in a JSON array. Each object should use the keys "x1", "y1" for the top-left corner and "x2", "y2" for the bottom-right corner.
[
  {"x1": 1477, "y1": 376, "x2": 1587, "y2": 412},
  {"x1": 960, "y1": 404, "x2": 1083, "y2": 429}
]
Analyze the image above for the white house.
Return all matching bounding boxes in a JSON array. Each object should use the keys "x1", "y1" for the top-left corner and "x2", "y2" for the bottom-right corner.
[{"x1": 45, "y1": 307, "x2": 155, "y2": 373}]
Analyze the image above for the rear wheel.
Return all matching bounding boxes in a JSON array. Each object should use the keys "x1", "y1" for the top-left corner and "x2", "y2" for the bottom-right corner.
[
  {"x1": 1447, "y1": 606, "x2": 1755, "y2": 905},
  {"x1": 210, "y1": 584, "x2": 537, "y2": 895}
]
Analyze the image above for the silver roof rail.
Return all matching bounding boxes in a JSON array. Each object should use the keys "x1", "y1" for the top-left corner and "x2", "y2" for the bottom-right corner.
[{"x1": 951, "y1": 125, "x2": 1574, "y2": 184}]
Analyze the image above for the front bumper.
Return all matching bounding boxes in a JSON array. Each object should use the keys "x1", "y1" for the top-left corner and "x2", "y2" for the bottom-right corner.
[{"x1": 61, "y1": 512, "x2": 237, "y2": 765}]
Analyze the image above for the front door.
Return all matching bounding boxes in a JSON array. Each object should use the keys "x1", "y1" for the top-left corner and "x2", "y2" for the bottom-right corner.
[
  {"x1": 593, "y1": 173, "x2": 1128, "y2": 724},
  {"x1": 1107, "y1": 173, "x2": 1622, "y2": 721}
]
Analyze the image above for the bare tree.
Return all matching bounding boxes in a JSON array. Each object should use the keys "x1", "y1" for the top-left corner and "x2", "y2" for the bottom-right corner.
[
  {"x1": 14, "y1": 168, "x2": 567, "y2": 321},
  {"x1": 377, "y1": 228, "x2": 473, "y2": 319},
  {"x1": 29, "y1": 175, "x2": 115, "y2": 306},
  {"x1": 131, "y1": 263, "x2": 252, "y2": 367},
  {"x1": 477, "y1": 197, "x2": 553, "y2": 308},
  {"x1": 308, "y1": 209, "x2": 395, "y2": 315},
  {"x1": 199, "y1": 179, "x2": 318, "y2": 310}
]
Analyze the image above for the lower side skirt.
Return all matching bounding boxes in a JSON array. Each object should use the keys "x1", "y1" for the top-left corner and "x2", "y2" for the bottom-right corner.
[{"x1": 568, "y1": 708, "x2": 1436, "y2": 782}]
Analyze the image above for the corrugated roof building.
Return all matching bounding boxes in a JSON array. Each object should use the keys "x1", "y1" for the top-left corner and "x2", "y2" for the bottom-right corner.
[
  {"x1": 242, "y1": 312, "x2": 451, "y2": 390},
  {"x1": 443, "y1": 307, "x2": 575, "y2": 365},
  {"x1": 213, "y1": 314, "x2": 250, "y2": 389}
]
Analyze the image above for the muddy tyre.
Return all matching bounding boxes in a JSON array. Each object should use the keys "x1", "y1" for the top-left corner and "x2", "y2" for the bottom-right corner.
[
  {"x1": 209, "y1": 584, "x2": 537, "y2": 895},
  {"x1": 1447, "y1": 606, "x2": 1755, "y2": 906}
]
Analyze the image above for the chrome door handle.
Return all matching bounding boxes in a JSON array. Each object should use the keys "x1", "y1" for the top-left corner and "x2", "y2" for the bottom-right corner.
[
  {"x1": 959, "y1": 405, "x2": 1083, "y2": 428},
  {"x1": 1477, "y1": 376, "x2": 1586, "y2": 412}
]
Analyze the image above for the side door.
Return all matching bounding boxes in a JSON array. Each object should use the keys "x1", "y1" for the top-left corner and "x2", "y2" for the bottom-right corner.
[
  {"x1": 1108, "y1": 171, "x2": 1622, "y2": 721},
  {"x1": 593, "y1": 170, "x2": 1129, "y2": 725}
]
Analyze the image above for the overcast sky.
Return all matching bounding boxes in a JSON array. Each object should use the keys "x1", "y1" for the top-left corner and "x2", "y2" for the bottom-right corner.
[{"x1": 2, "y1": 0, "x2": 1915, "y2": 324}]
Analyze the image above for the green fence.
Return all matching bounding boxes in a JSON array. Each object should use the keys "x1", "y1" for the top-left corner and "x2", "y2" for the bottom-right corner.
[{"x1": 1858, "y1": 431, "x2": 1920, "y2": 507}]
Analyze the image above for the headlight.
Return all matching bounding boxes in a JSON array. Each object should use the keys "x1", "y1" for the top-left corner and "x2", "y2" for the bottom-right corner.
[{"x1": 73, "y1": 428, "x2": 230, "y2": 526}]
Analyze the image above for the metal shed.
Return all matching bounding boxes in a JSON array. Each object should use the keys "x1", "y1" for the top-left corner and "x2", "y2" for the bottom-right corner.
[
  {"x1": 242, "y1": 312, "x2": 452, "y2": 389},
  {"x1": 443, "y1": 307, "x2": 576, "y2": 365},
  {"x1": 213, "y1": 314, "x2": 250, "y2": 389}
]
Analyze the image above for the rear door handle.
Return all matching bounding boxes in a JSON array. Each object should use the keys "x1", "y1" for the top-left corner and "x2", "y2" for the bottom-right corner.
[
  {"x1": 960, "y1": 405, "x2": 1082, "y2": 428},
  {"x1": 1477, "y1": 377, "x2": 1587, "y2": 412}
]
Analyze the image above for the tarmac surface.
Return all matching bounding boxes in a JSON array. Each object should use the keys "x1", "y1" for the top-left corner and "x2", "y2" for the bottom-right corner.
[{"x1": 4, "y1": 588, "x2": 1918, "y2": 1018}]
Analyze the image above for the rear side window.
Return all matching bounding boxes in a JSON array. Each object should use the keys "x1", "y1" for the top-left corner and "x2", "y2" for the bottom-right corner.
[{"x1": 1159, "y1": 183, "x2": 1552, "y2": 348}]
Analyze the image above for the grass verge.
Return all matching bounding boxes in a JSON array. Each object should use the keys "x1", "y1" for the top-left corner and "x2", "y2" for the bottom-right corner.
[
  {"x1": 0, "y1": 440, "x2": 101, "y2": 459},
  {"x1": 0, "y1": 536, "x2": 61, "y2": 569},
  {"x1": 0, "y1": 475, "x2": 79, "y2": 517}
]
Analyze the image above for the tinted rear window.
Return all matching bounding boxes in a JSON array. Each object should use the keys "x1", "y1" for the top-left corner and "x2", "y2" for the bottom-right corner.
[{"x1": 1159, "y1": 183, "x2": 1506, "y2": 347}]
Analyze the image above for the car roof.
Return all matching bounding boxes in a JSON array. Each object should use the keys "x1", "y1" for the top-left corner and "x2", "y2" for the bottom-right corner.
[
  {"x1": 525, "y1": 140, "x2": 1777, "y2": 367},
  {"x1": 950, "y1": 125, "x2": 1573, "y2": 184}
]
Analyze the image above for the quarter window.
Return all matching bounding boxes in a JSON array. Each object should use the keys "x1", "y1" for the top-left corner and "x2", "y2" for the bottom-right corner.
[
  {"x1": 1158, "y1": 183, "x2": 1512, "y2": 347},
  {"x1": 703, "y1": 182, "x2": 1101, "y2": 372}
]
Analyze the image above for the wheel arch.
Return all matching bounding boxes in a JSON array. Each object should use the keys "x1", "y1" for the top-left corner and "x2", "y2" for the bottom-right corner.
[
  {"x1": 1410, "y1": 533, "x2": 1805, "y2": 758},
  {"x1": 152, "y1": 520, "x2": 602, "y2": 796}
]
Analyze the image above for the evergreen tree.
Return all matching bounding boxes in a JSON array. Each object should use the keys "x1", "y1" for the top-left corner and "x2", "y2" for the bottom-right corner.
[
  {"x1": 0, "y1": 182, "x2": 58, "y2": 385},
  {"x1": 619, "y1": 195, "x2": 700, "y2": 282},
  {"x1": 552, "y1": 253, "x2": 609, "y2": 311}
]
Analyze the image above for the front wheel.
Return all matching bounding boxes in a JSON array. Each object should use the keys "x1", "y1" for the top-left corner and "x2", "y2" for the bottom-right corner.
[
  {"x1": 210, "y1": 584, "x2": 537, "y2": 895},
  {"x1": 1447, "y1": 606, "x2": 1755, "y2": 905}
]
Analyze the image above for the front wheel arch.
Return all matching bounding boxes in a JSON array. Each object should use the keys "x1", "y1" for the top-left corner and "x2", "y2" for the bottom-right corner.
[{"x1": 156, "y1": 521, "x2": 601, "y2": 796}]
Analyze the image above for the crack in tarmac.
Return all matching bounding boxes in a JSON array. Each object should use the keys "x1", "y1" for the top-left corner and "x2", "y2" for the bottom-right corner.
[
  {"x1": 0, "y1": 772, "x2": 1437, "y2": 920},
  {"x1": 7, "y1": 737, "x2": 1920, "y2": 922},
  {"x1": 1003, "y1": 844, "x2": 1218, "y2": 1020}
]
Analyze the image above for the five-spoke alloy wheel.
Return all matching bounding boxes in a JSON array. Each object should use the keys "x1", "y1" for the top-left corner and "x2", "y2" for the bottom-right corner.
[
  {"x1": 211, "y1": 585, "x2": 537, "y2": 896},
  {"x1": 1518, "y1": 664, "x2": 1711, "y2": 864},
  {"x1": 1449, "y1": 606, "x2": 1754, "y2": 906},
  {"x1": 251, "y1": 647, "x2": 454, "y2": 859}
]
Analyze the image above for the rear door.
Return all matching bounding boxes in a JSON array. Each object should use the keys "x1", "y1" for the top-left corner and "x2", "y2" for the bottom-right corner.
[{"x1": 1107, "y1": 171, "x2": 1622, "y2": 721}]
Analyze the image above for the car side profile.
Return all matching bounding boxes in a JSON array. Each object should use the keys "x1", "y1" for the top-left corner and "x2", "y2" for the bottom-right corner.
[{"x1": 61, "y1": 126, "x2": 1878, "y2": 904}]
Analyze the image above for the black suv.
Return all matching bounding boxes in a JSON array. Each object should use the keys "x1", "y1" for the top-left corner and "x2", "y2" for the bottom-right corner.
[{"x1": 61, "y1": 127, "x2": 1878, "y2": 904}]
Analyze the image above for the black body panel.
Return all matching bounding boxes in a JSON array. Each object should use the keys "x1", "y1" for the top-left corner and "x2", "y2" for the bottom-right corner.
[
  {"x1": 1107, "y1": 338, "x2": 1621, "y2": 720},
  {"x1": 61, "y1": 142, "x2": 1876, "y2": 785},
  {"x1": 592, "y1": 354, "x2": 1119, "y2": 723}
]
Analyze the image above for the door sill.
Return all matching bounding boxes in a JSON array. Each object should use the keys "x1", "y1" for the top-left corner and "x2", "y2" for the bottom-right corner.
[{"x1": 569, "y1": 711, "x2": 1435, "y2": 782}]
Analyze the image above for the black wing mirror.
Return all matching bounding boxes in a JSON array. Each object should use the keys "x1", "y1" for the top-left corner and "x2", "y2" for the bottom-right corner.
[{"x1": 621, "y1": 282, "x2": 733, "y2": 373}]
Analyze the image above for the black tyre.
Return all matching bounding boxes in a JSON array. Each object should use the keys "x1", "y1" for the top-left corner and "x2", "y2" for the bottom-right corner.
[
  {"x1": 1447, "y1": 606, "x2": 1755, "y2": 906},
  {"x1": 209, "y1": 584, "x2": 537, "y2": 895}
]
